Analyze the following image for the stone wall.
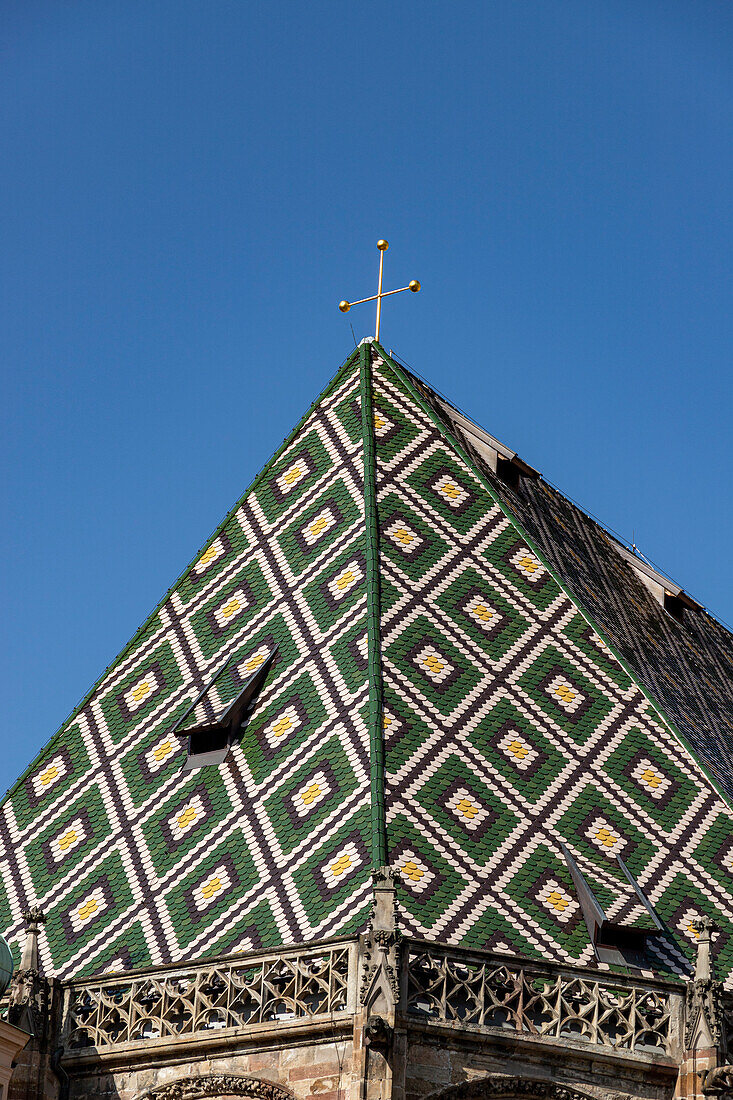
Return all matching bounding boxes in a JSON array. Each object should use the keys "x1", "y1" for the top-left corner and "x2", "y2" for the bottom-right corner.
[
  {"x1": 60, "y1": 1026, "x2": 680, "y2": 1100},
  {"x1": 67, "y1": 1034, "x2": 353, "y2": 1100},
  {"x1": 401, "y1": 1027, "x2": 678, "y2": 1100}
]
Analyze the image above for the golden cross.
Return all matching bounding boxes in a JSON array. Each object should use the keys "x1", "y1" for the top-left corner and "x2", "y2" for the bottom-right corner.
[{"x1": 339, "y1": 240, "x2": 420, "y2": 342}]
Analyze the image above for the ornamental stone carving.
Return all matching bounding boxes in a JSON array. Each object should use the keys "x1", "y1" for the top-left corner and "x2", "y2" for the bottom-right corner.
[
  {"x1": 137, "y1": 1074, "x2": 295, "y2": 1100},
  {"x1": 426, "y1": 1075, "x2": 597, "y2": 1100},
  {"x1": 686, "y1": 978, "x2": 723, "y2": 1050},
  {"x1": 686, "y1": 917, "x2": 725, "y2": 1052},
  {"x1": 63, "y1": 942, "x2": 351, "y2": 1050},
  {"x1": 702, "y1": 1065, "x2": 733, "y2": 1098},
  {"x1": 7, "y1": 907, "x2": 49, "y2": 1037},
  {"x1": 359, "y1": 867, "x2": 401, "y2": 1016},
  {"x1": 407, "y1": 945, "x2": 673, "y2": 1054},
  {"x1": 364, "y1": 1012, "x2": 392, "y2": 1047}
]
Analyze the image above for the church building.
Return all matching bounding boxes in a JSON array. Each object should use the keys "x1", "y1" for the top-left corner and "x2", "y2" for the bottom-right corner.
[{"x1": 3, "y1": 338, "x2": 733, "y2": 1100}]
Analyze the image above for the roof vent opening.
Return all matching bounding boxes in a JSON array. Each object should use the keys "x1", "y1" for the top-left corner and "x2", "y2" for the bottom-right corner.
[
  {"x1": 429, "y1": 393, "x2": 540, "y2": 486},
  {"x1": 496, "y1": 455, "x2": 521, "y2": 492},
  {"x1": 170, "y1": 646, "x2": 278, "y2": 771},
  {"x1": 187, "y1": 727, "x2": 230, "y2": 770},
  {"x1": 594, "y1": 925, "x2": 650, "y2": 969},
  {"x1": 663, "y1": 592, "x2": 685, "y2": 623},
  {"x1": 559, "y1": 843, "x2": 664, "y2": 970},
  {"x1": 609, "y1": 540, "x2": 703, "y2": 621}
]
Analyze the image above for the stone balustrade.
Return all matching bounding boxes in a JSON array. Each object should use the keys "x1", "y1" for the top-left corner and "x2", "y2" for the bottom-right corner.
[
  {"x1": 62, "y1": 939, "x2": 356, "y2": 1051},
  {"x1": 405, "y1": 942, "x2": 682, "y2": 1056},
  {"x1": 59, "y1": 936, "x2": 684, "y2": 1059}
]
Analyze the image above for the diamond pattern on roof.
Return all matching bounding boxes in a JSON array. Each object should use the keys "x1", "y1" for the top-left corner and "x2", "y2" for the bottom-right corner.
[
  {"x1": 372, "y1": 351, "x2": 733, "y2": 980},
  {"x1": 5, "y1": 341, "x2": 733, "y2": 988},
  {"x1": 0, "y1": 351, "x2": 373, "y2": 977}
]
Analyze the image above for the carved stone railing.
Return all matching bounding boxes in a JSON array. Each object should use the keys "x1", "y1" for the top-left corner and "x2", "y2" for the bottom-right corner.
[
  {"x1": 62, "y1": 939, "x2": 356, "y2": 1052},
  {"x1": 59, "y1": 935, "x2": 684, "y2": 1059},
  {"x1": 406, "y1": 944, "x2": 680, "y2": 1056}
]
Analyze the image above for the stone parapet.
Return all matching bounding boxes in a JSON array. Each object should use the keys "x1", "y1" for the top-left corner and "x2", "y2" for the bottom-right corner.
[
  {"x1": 61, "y1": 938, "x2": 355, "y2": 1055},
  {"x1": 4, "y1": 934, "x2": 709, "y2": 1100},
  {"x1": 403, "y1": 941, "x2": 683, "y2": 1058}
]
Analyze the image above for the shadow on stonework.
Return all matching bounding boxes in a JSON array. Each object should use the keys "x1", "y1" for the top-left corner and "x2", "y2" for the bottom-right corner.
[
  {"x1": 425, "y1": 1076, "x2": 597, "y2": 1100},
  {"x1": 61, "y1": 1073, "x2": 296, "y2": 1100}
]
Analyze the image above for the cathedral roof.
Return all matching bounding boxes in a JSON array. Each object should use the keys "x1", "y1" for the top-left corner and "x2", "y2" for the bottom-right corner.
[{"x1": 3, "y1": 341, "x2": 733, "y2": 984}]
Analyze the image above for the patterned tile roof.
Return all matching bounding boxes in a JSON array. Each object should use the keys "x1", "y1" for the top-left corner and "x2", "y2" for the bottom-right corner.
[
  {"x1": 415, "y1": 377, "x2": 733, "y2": 809},
  {"x1": 372, "y1": 348, "x2": 733, "y2": 982},
  {"x1": 0, "y1": 349, "x2": 374, "y2": 977},
  {"x1": 3, "y1": 341, "x2": 733, "y2": 985}
]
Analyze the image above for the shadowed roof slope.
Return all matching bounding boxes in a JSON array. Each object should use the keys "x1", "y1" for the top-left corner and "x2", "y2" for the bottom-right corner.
[
  {"x1": 413, "y1": 369, "x2": 733, "y2": 807},
  {"x1": 370, "y1": 347, "x2": 733, "y2": 980}
]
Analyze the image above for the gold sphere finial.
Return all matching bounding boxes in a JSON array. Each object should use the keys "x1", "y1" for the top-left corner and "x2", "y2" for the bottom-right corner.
[
  {"x1": 409, "y1": 280, "x2": 421, "y2": 293},
  {"x1": 377, "y1": 239, "x2": 389, "y2": 251},
  {"x1": 338, "y1": 300, "x2": 351, "y2": 313}
]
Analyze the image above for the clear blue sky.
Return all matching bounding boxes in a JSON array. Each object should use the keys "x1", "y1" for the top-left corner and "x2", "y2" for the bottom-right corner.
[{"x1": 3, "y1": 1, "x2": 733, "y2": 794}]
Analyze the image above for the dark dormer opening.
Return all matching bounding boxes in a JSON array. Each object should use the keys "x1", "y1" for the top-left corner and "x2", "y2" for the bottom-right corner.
[
  {"x1": 595, "y1": 924, "x2": 650, "y2": 969},
  {"x1": 187, "y1": 726, "x2": 230, "y2": 769},
  {"x1": 496, "y1": 455, "x2": 521, "y2": 492},
  {"x1": 170, "y1": 646, "x2": 278, "y2": 771},
  {"x1": 559, "y1": 843, "x2": 664, "y2": 969},
  {"x1": 425, "y1": 390, "x2": 540, "y2": 491},
  {"x1": 663, "y1": 592, "x2": 685, "y2": 623},
  {"x1": 609, "y1": 540, "x2": 703, "y2": 622}
]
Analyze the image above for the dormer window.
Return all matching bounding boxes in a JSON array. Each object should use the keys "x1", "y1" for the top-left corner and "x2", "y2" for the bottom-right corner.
[
  {"x1": 610, "y1": 541, "x2": 702, "y2": 622},
  {"x1": 663, "y1": 592, "x2": 686, "y2": 624},
  {"x1": 560, "y1": 843, "x2": 664, "y2": 969},
  {"x1": 169, "y1": 647, "x2": 278, "y2": 771},
  {"x1": 496, "y1": 455, "x2": 521, "y2": 491},
  {"x1": 429, "y1": 392, "x2": 540, "y2": 489}
]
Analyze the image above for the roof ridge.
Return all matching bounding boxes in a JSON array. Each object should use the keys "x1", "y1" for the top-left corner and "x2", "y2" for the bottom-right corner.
[
  {"x1": 0, "y1": 347, "x2": 363, "y2": 809},
  {"x1": 360, "y1": 344, "x2": 386, "y2": 868}
]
